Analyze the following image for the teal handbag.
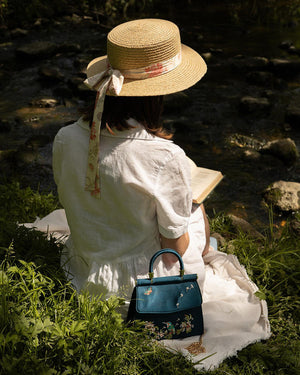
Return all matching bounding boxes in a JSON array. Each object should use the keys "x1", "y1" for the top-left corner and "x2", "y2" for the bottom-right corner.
[{"x1": 126, "y1": 249, "x2": 204, "y2": 340}]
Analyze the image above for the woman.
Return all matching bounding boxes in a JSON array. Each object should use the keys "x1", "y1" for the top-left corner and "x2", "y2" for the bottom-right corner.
[
  {"x1": 47, "y1": 18, "x2": 270, "y2": 370},
  {"x1": 52, "y1": 19, "x2": 209, "y2": 298}
]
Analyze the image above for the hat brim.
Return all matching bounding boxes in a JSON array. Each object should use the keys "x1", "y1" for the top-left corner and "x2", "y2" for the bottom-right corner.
[{"x1": 86, "y1": 44, "x2": 207, "y2": 96}]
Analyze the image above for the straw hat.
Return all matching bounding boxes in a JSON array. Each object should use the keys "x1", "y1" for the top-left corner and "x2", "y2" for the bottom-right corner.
[
  {"x1": 84, "y1": 19, "x2": 208, "y2": 199},
  {"x1": 86, "y1": 18, "x2": 207, "y2": 96}
]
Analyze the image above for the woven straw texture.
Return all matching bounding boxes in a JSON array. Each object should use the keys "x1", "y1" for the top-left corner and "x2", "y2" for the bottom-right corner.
[{"x1": 86, "y1": 19, "x2": 207, "y2": 96}]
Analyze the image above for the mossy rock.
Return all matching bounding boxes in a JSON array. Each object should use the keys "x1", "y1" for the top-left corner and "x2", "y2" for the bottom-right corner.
[
  {"x1": 264, "y1": 181, "x2": 300, "y2": 212},
  {"x1": 260, "y1": 138, "x2": 299, "y2": 166}
]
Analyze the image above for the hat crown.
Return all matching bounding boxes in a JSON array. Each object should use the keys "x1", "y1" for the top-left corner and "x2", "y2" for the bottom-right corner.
[{"x1": 107, "y1": 19, "x2": 181, "y2": 70}]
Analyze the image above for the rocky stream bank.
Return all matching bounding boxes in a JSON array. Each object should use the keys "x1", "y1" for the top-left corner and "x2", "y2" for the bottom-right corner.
[{"x1": 0, "y1": 13, "x2": 299, "y2": 234}]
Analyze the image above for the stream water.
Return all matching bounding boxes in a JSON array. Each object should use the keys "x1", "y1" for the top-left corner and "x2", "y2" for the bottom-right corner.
[{"x1": 0, "y1": 4, "x2": 300, "y2": 229}]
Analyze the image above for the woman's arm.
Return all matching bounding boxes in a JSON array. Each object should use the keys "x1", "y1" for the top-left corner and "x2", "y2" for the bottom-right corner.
[
  {"x1": 201, "y1": 203, "x2": 210, "y2": 256},
  {"x1": 160, "y1": 231, "x2": 190, "y2": 268}
]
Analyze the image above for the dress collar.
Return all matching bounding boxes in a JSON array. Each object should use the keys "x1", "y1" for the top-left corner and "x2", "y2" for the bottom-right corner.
[{"x1": 77, "y1": 117, "x2": 171, "y2": 142}]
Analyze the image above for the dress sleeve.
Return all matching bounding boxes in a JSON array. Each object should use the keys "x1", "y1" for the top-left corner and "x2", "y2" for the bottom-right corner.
[{"x1": 154, "y1": 150, "x2": 192, "y2": 239}]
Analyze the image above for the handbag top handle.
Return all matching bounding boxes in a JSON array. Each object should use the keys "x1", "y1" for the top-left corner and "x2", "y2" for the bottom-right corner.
[{"x1": 149, "y1": 249, "x2": 184, "y2": 279}]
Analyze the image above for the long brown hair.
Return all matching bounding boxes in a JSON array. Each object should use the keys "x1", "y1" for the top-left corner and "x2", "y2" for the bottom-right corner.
[{"x1": 80, "y1": 95, "x2": 173, "y2": 140}]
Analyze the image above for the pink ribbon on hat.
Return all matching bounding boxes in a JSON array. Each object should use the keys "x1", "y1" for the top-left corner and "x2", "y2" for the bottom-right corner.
[{"x1": 84, "y1": 52, "x2": 181, "y2": 199}]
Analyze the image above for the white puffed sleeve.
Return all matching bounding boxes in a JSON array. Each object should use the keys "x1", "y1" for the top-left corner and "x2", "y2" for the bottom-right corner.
[{"x1": 154, "y1": 150, "x2": 192, "y2": 239}]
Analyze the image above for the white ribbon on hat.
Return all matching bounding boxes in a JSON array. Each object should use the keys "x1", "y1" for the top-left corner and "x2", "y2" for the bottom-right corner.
[
  {"x1": 84, "y1": 52, "x2": 181, "y2": 199},
  {"x1": 84, "y1": 66, "x2": 124, "y2": 198}
]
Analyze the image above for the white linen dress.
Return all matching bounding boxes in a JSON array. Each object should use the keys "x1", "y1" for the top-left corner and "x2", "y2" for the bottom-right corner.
[
  {"x1": 23, "y1": 116, "x2": 270, "y2": 370},
  {"x1": 52, "y1": 117, "x2": 207, "y2": 298}
]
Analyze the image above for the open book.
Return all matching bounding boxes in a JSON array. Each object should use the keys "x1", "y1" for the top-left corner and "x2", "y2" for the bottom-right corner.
[{"x1": 188, "y1": 157, "x2": 224, "y2": 204}]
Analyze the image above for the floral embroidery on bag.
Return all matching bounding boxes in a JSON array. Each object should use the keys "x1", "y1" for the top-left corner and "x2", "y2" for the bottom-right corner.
[
  {"x1": 178, "y1": 314, "x2": 193, "y2": 334},
  {"x1": 144, "y1": 314, "x2": 195, "y2": 339}
]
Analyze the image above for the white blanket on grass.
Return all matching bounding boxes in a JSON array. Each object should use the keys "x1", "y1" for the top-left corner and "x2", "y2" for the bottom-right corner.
[{"x1": 22, "y1": 209, "x2": 271, "y2": 371}]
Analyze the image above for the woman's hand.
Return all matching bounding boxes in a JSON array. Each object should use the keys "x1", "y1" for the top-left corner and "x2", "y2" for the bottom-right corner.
[{"x1": 160, "y1": 232, "x2": 189, "y2": 269}]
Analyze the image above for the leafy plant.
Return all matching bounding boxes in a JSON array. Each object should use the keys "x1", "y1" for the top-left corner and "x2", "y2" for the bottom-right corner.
[
  {"x1": 0, "y1": 254, "x2": 200, "y2": 374},
  {"x1": 0, "y1": 181, "x2": 59, "y2": 224}
]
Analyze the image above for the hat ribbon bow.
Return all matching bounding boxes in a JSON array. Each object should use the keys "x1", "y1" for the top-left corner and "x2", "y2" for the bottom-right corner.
[
  {"x1": 83, "y1": 52, "x2": 181, "y2": 199},
  {"x1": 83, "y1": 66, "x2": 124, "y2": 198}
]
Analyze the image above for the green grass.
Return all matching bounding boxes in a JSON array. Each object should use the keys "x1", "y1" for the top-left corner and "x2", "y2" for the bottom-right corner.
[{"x1": 0, "y1": 182, "x2": 299, "y2": 374}]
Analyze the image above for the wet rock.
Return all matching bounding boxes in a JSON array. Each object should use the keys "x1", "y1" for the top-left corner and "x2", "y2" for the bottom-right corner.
[
  {"x1": 287, "y1": 45, "x2": 300, "y2": 56},
  {"x1": 285, "y1": 107, "x2": 300, "y2": 130},
  {"x1": 278, "y1": 40, "x2": 300, "y2": 55},
  {"x1": 228, "y1": 133, "x2": 263, "y2": 150},
  {"x1": 269, "y1": 58, "x2": 300, "y2": 76},
  {"x1": 71, "y1": 13, "x2": 82, "y2": 23},
  {"x1": 56, "y1": 43, "x2": 81, "y2": 54},
  {"x1": 16, "y1": 41, "x2": 58, "y2": 60},
  {"x1": 279, "y1": 40, "x2": 294, "y2": 50},
  {"x1": 30, "y1": 98, "x2": 59, "y2": 108},
  {"x1": 228, "y1": 214, "x2": 264, "y2": 239},
  {"x1": 239, "y1": 96, "x2": 271, "y2": 114},
  {"x1": 33, "y1": 18, "x2": 44, "y2": 28},
  {"x1": 10, "y1": 28, "x2": 29, "y2": 38},
  {"x1": 163, "y1": 92, "x2": 192, "y2": 114},
  {"x1": 264, "y1": 181, "x2": 300, "y2": 212},
  {"x1": 63, "y1": 13, "x2": 82, "y2": 24},
  {"x1": 202, "y1": 52, "x2": 212, "y2": 62},
  {"x1": 246, "y1": 71, "x2": 274, "y2": 87},
  {"x1": 242, "y1": 149, "x2": 261, "y2": 161},
  {"x1": 38, "y1": 65, "x2": 64, "y2": 83},
  {"x1": 209, "y1": 48, "x2": 224, "y2": 55},
  {"x1": 262, "y1": 89, "x2": 276, "y2": 99},
  {"x1": 231, "y1": 56, "x2": 269, "y2": 72},
  {"x1": 260, "y1": 138, "x2": 299, "y2": 166}
]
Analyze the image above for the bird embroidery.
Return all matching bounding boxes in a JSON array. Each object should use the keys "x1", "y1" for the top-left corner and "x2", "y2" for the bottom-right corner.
[
  {"x1": 144, "y1": 287, "x2": 152, "y2": 295},
  {"x1": 164, "y1": 322, "x2": 176, "y2": 335}
]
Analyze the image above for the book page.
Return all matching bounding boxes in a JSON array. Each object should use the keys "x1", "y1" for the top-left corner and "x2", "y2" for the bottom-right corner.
[{"x1": 187, "y1": 157, "x2": 223, "y2": 204}]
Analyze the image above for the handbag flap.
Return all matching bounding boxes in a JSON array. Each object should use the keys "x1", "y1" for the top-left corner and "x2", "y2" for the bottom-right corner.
[
  {"x1": 136, "y1": 274, "x2": 197, "y2": 286},
  {"x1": 135, "y1": 275, "x2": 202, "y2": 314}
]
